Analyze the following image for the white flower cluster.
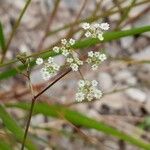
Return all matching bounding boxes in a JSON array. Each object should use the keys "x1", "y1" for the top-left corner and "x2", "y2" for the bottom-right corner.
[
  {"x1": 66, "y1": 56, "x2": 83, "y2": 71},
  {"x1": 75, "y1": 80, "x2": 102, "y2": 102},
  {"x1": 36, "y1": 57, "x2": 60, "y2": 80},
  {"x1": 86, "y1": 51, "x2": 107, "y2": 70},
  {"x1": 53, "y1": 38, "x2": 75, "y2": 56},
  {"x1": 53, "y1": 38, "x2": 83, "y2": 72},
  {"x1": 81, "y1": 22, "x2": 109, "y2": 41}
]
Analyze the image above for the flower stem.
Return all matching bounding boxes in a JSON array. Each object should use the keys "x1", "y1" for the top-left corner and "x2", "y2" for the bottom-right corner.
[
  {"x1": 21, "y1": 68, "x2": 71, "y2": 150},
  {"x1": 21, "y1": 98, "x2": 35, "y2": 150}
]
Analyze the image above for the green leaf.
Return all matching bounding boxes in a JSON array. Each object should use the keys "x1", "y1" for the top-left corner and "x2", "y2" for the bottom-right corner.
[
  {"x1": 0, "y1": 26, "x2": 150, "y2": 80},
  {"x1": 0, "y1": 22, "x2": 6, "y2": 52},
  {"x1": 6, "y1": 102, "x2": 150, "y2": 150},
  {"x1": 0, "y1": 105, "x2": 38, "y2": 150},
  {"x1": 0, "y1": 140, "x2": 11, "y2": 150}
]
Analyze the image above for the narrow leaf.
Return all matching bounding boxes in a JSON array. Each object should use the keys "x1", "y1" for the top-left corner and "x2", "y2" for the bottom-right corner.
[
  {"x1": 0, "y1": 140, "x2": 11, "y2": 150},
  {"x1": 6, "y1": 102, "x2": 150, "y2": 150},
  {"x1": 0, "y1": 105, "x2": 38, "y2": 150},
  {"x1": 0, "y1": 22, "x2": 6, "y2": 52}
]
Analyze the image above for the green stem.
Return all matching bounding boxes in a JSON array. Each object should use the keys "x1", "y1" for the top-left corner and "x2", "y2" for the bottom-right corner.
[{"x1": 0, "y1": 0, "x2": 32, "y2": 63}]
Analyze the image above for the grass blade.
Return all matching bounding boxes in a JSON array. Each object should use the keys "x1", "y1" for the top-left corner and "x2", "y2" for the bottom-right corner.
[
  {"x1": 0, "y1": 105, "x2": 38, "y2": 150},
  {"x1": 0, "y1": 22, "x2": 6, "y2": 52},
  {"x1": 6, "y1": 102, "x2": 150, "y2": 150},
  {"x1": 0, "y1": 140, "x2": 11, "y2": 150}
]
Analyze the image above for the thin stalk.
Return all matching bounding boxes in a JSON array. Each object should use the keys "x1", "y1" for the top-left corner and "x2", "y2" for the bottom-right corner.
[
  {"x1": 21, "y1": 68, "x2": 71, "y2": 149},
  {"x1": 37, "y1": 0, "x2": 60, "y2": 51},
  {"x1": 115, "y1": 0, "x2": 136, "y2": 30},
  {"x1": 1, "y1": 0, "x2": 32, "y2": 63},
  {"x1": 66, "y1": 0, "x2": 88, "y2": 38},
  {"x1": 21, "y1": 98, "x2": 35, "y2": 150}
]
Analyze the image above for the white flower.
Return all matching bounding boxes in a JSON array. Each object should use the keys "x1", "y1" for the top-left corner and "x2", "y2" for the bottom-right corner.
[
  {"x1": 42, "y1": 71, "x2": 50, "y2": 80},
  {"x1": 75, "y1": 92, "x2": 85, "y2": 102},
  {"x1": 52, "y1": 64, "x2": 60, "y2": 71},
  {"x1": 92, "y1": 64, "x2": 98, "y2": 70},
  {"x1": 85, "y1": 31, "x2": 91, "y2": 37},
  {"x1": 78, "y1": 80, "x2": 85, "y2": 87},
  {"x1": 70, "y1": 63, "x2": 79, "y2": 71},
  {"x1": 94, "y1": 89, "x2": 102, "y2": 99},
  {"x1": 81, "y1": 22, "x2": 90, "y2": 30},
  {"x1": 61, "y1": 39, "x2": 67, "y2": 45},
  {"x1": 87, "y1": 93, "x2": 93, "y2": 101},
  {"x1": 77, "y1": 60, "x2": 83, "y2": 65},
  {"x1": 69, "y1": 38, "x2": 75, "y2": 45},
  {"x1": 53, "y1": 46, "x2": 59, "y2": 53},
  {"x1": 66, "y1": 58, "x2": 73, "y2": 63},
  {"x1": 75, "y1": 79, "x2": 102, "y2": 102},
  {"x1": 98, "y1": 33, "x2": 104, "y2": 41},
  {"x1": 93, "y1": 23, "x2": 100, "y2": 28},
  {"x1": 86, "y1": 58, "x2": 91, "y2": 63},
  {"x1": 62, "y1": 49, "x2": 69, "y2": 56},
  {"x1": 91, "y1": 80, "x2": 98, "y2": 86},
  {"x1": 100, "y1": 23, "x2": 110, "y2": 30},
  {"x1": 36, "y1": 58, "x2": 43, "y2": 65},
  {"x1": 48, "y1": 57, "x2": 54, "y2": 63},
  {"x1": 88, "y1": 51, "x2": 94, "y2": 57},
  {"x1": 94, "y1": 52, "x2": 100, "y2": 57},
  {"x1": 99, "y1": 54, "x2": 107, "y2": 61}
]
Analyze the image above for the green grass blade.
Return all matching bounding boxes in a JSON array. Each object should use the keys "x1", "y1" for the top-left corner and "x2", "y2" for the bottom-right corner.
[
  {"x1": 0, "y1": 26, "x2": 150, "y2": 80},
  {"x1": 0, "y1": 105, "x2": 38, "y2": 150},
  {"x1": 0, "y1": 22, "x2": 6, "y2": 52},
  {"x1": 0, "y1": 140, "x2": 11, "y2": 150},
  {"x1": 6, "y1": 102, "x2": 150, "y2": 150}
]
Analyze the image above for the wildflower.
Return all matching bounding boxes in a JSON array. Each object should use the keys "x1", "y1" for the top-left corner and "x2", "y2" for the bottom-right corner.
[
  {"x1": 99, "y1": 54, "x2": 107, "y2": 61},
  {"x1": 53, "y1": 46, "x2": 60, "y2": 53},
  {"x1": 48, "y1": 57, "x2": 54, "y2": 63},
  {"x1": 81, "y1": 22, "x2": 109, "y2": 41},
  {"x1": 86, "y1": 51, "x2": 107, "y2": 70},
  {"x1": 70, "y1": 63, "x2": 79, "y2": 71},
  {"x1": 36, "y1": 57, "x2": 60, "y2": 81},
  {"x1": 69, "y1": 38, "x2": 75, "y2": 45},
  {"x1": 75, "y1": 92, "x2": 85, "y2": 102},
  {"x1": 66, "y1": 58, "x2": 74, "y2": 63},
  {"x1": 62, "y1": 49, "x2": 69, "y2": 56},
  {"x1": 91, "y1": 80, "x2": 98, "y2": 86},
  {"x1": 78, "y1": 80, "x2": 85, "y2": 87},
  {"x1": 92, "y1": 64, "x2": 98, "y2": 70},
  {"x1": 85, "y1": 31, "x2": 91, "y2": 37},
  {"x1": 61, "y1": 39, "x2": 67, "y2": 45},
  {"x1": 36, "y1": 58, "x2": 43, "y2": 65},
  {"x1": 75, "y1": 79, "x2": 102, "y2": 102},
  {"x1": 81, "y1": 22, "x2": 90, "y2": 30},
  {"x1": 100, "y1": 22, "x2": 110, "y2": 30}
]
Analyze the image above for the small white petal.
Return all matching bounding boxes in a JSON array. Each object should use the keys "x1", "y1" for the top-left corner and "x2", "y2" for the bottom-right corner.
[
  {"x1": 81, "y1": 22, "x2": 90, "y2": 30},
  {"x1": 53, "y1": 46, "x2": 59, "y2": 53},
  {"x1": 69, "y1": 38, "x2": 75, "y2": 45},
  {"x1": 36, "y1": 58, "x2": 43, "y2": 65},
  {"x1": 100, "y1": 23, "x2": 110, "y2": 30},
  {"x1": 85, "y1": 31, "x2": 91, "y2": 37}
]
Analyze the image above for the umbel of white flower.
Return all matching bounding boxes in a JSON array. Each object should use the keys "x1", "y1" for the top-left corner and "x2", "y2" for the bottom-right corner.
[
  {"x1": 81, "y1": 22, "x2": 109, "y2": 41},
  {"x1": 75, "y1": 80, "x2": 102, "y2": 102},
  {"x1": 52, "y1": 38, "x2": 83, "y2": 72},
  {"x1": 36, "y1": 57, "x2": 60, "y2": 80},
  {"x1": 86, "y1": 51, "x2": 107, "y2": 70}
]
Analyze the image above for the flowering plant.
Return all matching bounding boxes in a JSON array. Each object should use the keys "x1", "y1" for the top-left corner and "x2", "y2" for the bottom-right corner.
[{"x1": 36, "y1": 22, "x2": 109, "y2": 102}]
